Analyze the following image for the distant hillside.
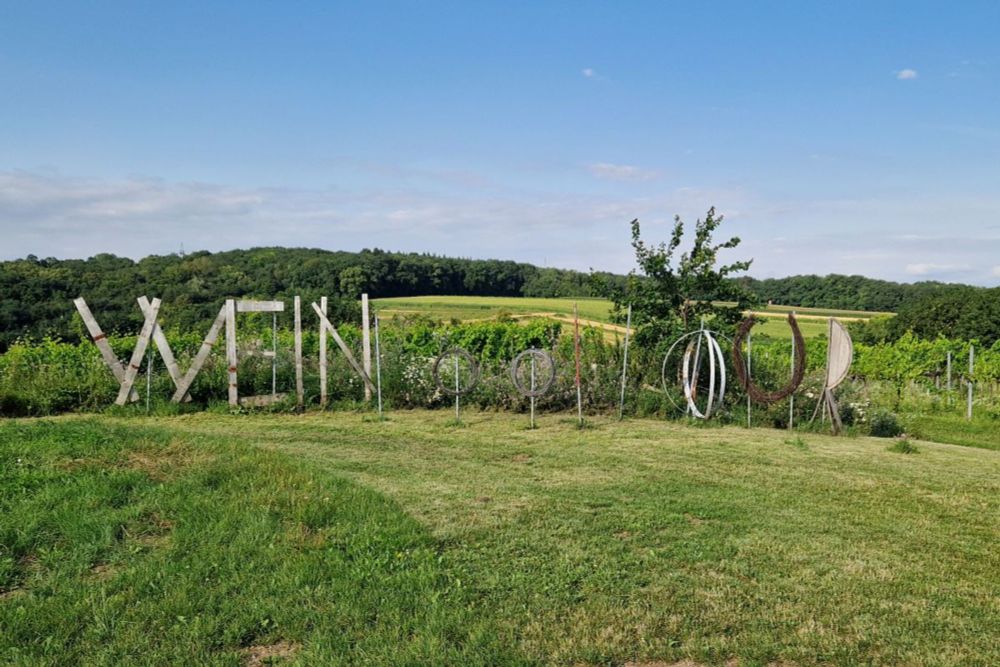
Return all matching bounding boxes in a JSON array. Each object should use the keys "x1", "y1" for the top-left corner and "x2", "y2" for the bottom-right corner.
[{"x1": 1, "y1": 247, "x2": 993, "y2": 350}]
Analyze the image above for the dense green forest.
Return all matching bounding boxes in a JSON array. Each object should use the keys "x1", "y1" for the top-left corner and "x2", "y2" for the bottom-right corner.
[{"x1": 1, "y1": 247, "x2": 998, "y2": 350}]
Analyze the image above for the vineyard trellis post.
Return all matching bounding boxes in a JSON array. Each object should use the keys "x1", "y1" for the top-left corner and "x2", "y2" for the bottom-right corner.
[
  {"x1": 362, "y1": 294, "x2": 372, "y2": 402},
  {"x1": 319, "y1": 296, "x2": 328, "y2": 407},
  {"x1": 967, "y1": 344, "x2": 974, "y2": 421},
  {"x1": 618, "y1": 304, "x2": 632, "y2": 420}
]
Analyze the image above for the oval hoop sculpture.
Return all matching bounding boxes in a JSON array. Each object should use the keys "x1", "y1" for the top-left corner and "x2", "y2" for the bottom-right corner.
[
  {"x1": 433, "y1": 348, "x2": 481, "y2": 396},
  {"x1": 681, "y1": 331, "x2": 727, "y2": 418},
  {"x1": 732, "y1": 313, "x2": 806, "y2": 404},
  {"x1": 510, "y1": 349, "x2": 556, "y2": 398},
  {"x1": 661, "y1": 329, "x2": 730, "y2": 418}
]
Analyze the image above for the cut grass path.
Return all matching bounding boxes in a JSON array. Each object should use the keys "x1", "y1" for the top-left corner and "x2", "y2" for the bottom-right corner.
[{"x1": 2, "y1": 412, "x2": 998, "y2": 665}]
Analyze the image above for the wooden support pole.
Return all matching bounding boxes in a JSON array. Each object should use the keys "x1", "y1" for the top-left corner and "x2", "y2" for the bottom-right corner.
[
  {"x1": 137, "y1": 296, "x2": 189, "y2": 401},
  {"x1": 171, "y1": 304, "x2": 227, "y2": 403},
  {"x1": 618, "y1": 304, "x2": 632, "y2": 420},
  {"x1": 319, "y1": 296, "x2": 328, "y2": 408},
  {"x1": 362, "y1": 293, "x2": 372, "y2": 402},
  {"x1": 225, "y1": 299, "x2": 238, "y2": 407},
  {"x1": 574, "y1": 302, "x2": 582, "y2": 425},
  {"x1": 73, "y1": 297, "x2": 140, "y2": 402},
  {"x1": 294, "y1": 296, "x2": 304, "y2": 409},
  {"x1": 967, "y1": 344, "x2": 974, "y2": 421},
  {"x1": 115, "y1": 298, "x2": 161, "y2": 405},
  {"x1": 311, "y1": 302, "x2": 375, "y2": 393}
]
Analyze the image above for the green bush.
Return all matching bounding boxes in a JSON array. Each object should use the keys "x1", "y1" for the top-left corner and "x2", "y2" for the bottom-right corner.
[{"x1": 869, "y1": 411, "x2": 903, "y2": 438}]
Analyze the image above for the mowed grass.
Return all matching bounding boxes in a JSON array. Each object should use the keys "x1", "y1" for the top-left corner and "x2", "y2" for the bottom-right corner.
[
  {"x1": 373, "y1": 296, "x2": 884, "y2": 338},
  {"x1": 4, "y1": 413, "x2": 998, "y2": 665}
]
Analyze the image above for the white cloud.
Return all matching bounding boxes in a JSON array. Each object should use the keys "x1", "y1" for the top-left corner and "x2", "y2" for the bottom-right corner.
[
  {"x1": 896, "y1": 68, "x2": 918, "y2": 80},
  {"x1": 586, "y1": 162, "x2": 660, "y2": 182},
  {"x1": 991, "y1": 266, "x2": 1000, "y2": 277},
  {"x1": 905, "y1": 262, "x2": 957, "y2": 276},
  {"x1": 582, "y1": 68, "x2": 596, "y2": 78}
]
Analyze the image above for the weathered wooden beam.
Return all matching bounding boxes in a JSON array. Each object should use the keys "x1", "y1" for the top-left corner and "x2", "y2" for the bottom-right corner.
[
  {"x1": 239, "y1": 393, "x2": 288, "y2": 408},
  {"x1": 73, "y1": 297, "x2": 140, "y2": 402},
  {"x1": 171, "y1": 303, "x2": 227, "y2": 403},
  {"x1": 361, "y1": 293, "x2": 372, "y2": 402},
  {"x1": 294, "y1": 296, "x2": 304, "y2": 408},
  {"x1": 225, "y1": 299, "x2": 238, "y2": 407},
  {"x1": 310, "y1": 302, "x2": 375, "y2": 393},
  {"x1": 319, "y1": 296, "x2": 328, "y2": 407},
  {"x1": 137, "y1": 296, "x2": 191, "y2": 402},
  {"x1": 236, "y1": 300, "x2": 285, "y2": 313},
  {"x1": 115, "y1": 298, "x2": 161, "y2": 405}
]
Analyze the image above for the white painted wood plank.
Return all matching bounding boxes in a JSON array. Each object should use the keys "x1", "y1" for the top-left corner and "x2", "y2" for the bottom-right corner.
[
  {"x1": 137, "y1": 296, "x2": 191, "y2": 402},
  {"x1": 115, "y1": 298, "x2": 161, "y2": 405},
  {"x1": 294, "y1": 296, "x2": 304, "y2": 408},
  {"x1": 319, "y1": 296, "x2": 328, "y2": 407},
  {"x1": 311, "y1": 302, "x2": 375, "y2": 393},
  {"x1": 171, "y1": 304, "x2": 227, "y2": 402},
  {"x1": 236, "y1": 300, "x2": 285, "y2": 312},
  {"x1": 361, "y1": 293, "x2": 372, "y2": 402},
  {"x1": 73, "y1": 297, "x2": 139, "y2": 402},
  {"x1": 225, "y1": 299, "x2": 238, "y2": 407}
]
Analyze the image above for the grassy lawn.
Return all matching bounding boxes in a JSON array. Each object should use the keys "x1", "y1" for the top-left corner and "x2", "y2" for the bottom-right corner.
[
  {"x1": 372, "y1": 296, "x2": 883, "y2": 339},
  {"x1": 3, "y1": 412, "x2": 998, "y2": 665}
]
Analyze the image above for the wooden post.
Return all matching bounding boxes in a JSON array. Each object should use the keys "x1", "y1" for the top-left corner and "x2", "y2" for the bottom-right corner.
[
  {"x1": 788, "y1": 312, "x2": 796, "y2": 430},
  {"x1": 374, "y1": 314, "x2": 383, "y2": 417},
  {"x1": 73, "y1": 297, "x2": 139, "y2": 402},
  {"x1": 311, "y1": 302, "x2": 375, "y2": 392},
  {"x1": 362, "y1": 294, "x2": 372, "y2": 402},
  {"x1": 115, "y1": 298, "x2": 161, "y2": 405},
  {"x1": 225, "y1": 299, "x2": 238, "y2": 407},
  {"x1": 319, "y1": 296, "x2": 328, "y2": 407},
  {"x1": 137, "y1": 296, "x2": 188, "y2": 400},
  {"x1": 967, "y1": 344, "x2": 974, "y2": 421},
  {"x1": 746, "y1": 329, "x2": 752, "y2": 428},
  {"x1": 171, "y1": 304, "x2": 227, "y2": 403},
  {"x1": 618, "y1": 304, "x2": 632, "y2": 420},
  {"x1": 294, "y1": 296, "x2": 304, "y2": 409},
  {"x1": 574, "y1": 303, "x2": 582, "y2": 425}
]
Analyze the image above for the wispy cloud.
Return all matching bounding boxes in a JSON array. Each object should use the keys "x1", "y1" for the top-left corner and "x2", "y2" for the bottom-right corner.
[
  {"x1": 896, "y1": 68, "x2": 918, "y2": 80},
  {"x1": 586, "y1": 162, "x2": 661, "y2": 182},
  {"x1": 905, "y1": 262, "x2": 959, "y2": 276},
  {"x1": 992, "y1": 266, "x2": 1000, "y2": 278},
  {"x1": 581, "y1": 68, "x2": 597, "y2": 78}
]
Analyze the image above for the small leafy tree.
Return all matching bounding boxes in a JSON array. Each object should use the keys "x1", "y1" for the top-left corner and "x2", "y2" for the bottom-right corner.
[{"x1": 597, "y1": 207, "x2": 757, "y2": 344}]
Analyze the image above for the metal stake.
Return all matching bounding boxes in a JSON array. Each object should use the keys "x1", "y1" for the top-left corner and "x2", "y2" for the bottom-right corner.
[
  {"x1": 530, "y1": 354, "x2": 536, "y2": 429},
  {"x1": 272, "y1": 312, "x2": 277, "y2": 397},
  {"x1": 454, "y1": 353, "x2": 460, "y2": 421},
  {"x1": 374, "y1": 314, "x2": 383, "y2": 418},
  {"x1": 146, "y1": 344, "x2": 153, "y2": 414},
  {"x1": 574, "y1": 303, "x2": 582, "y2": 426},
  {"x1": 967, "y1": 344, "x2": 974, "y2": 421},
  {"x1": 618, "y1": 304, "x2": 632, "y2": 420},
  {"x1": 746, "y1": 329, "x2": 752, "y2": 428},
  {"x1": 789, "y1": 312, "x2": 795, "y2": 430}
]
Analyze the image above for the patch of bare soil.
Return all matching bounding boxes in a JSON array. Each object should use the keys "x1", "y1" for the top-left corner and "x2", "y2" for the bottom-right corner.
[
  {"x1": 511, "y1": 453, "x2": 532, "y2": 463},
  {"x1": 242, "y1": 641, "x2": 300, "y2": 666}
]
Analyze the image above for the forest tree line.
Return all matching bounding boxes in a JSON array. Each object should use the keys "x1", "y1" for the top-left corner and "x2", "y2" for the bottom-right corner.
[{"x1": 1, "y1": 247, "x2": 997, "y2": 350}]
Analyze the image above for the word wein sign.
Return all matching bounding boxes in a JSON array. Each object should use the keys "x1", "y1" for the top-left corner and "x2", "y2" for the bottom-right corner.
[{"x1": 73, "y1": 295, "x2": 374, "y2": 408}]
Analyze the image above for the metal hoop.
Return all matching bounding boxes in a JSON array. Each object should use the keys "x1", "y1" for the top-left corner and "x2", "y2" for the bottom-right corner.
[
  {"x1": 510, "y1": 349, "x2": 556, "y2": 398},
  {"x1": 661, "y1": 329, "x2": 732, "y2": 415},
  {"x1": 681, "y1": 330, "x2": 727, "y2": 418},
  {"x1": 433, "y1": 348, "x2": 481, "y2": 396}
]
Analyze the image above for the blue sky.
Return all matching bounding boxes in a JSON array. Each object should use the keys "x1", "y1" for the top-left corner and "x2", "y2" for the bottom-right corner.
[{"x1": 2, "y1": 2, "x2": 998, "y2": 284}]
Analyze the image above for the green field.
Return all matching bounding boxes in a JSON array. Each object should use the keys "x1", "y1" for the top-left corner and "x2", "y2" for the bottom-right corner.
[
  {"x1": 373, "y1": 296, "x2": 887, "y2": 339},
  {"x1": 3, "y1": 412, "x2": 997, "y2": 665}
]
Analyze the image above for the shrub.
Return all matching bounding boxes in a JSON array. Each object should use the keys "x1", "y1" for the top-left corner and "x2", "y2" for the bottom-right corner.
[
  {"x1": 869, "y1": 411, "x2": 903, "y2": 438},
  {"x1": 887, "y1": 438, "x2": 918, "y2": 454}
]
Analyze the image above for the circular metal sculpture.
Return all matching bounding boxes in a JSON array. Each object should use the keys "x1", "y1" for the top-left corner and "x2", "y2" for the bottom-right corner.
[
  {"x1": 661, "y1": 328, "x2": 729, "y2": 418},
  {"x1": 510, "y1": 349, "x2": 556, "y2": 398},
  {"x1": 433, "y1": 347, "x2": 481, "y2": 396},
  {"x1": 732, "y1": 313, "x2": 806, "y2": 404}
]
